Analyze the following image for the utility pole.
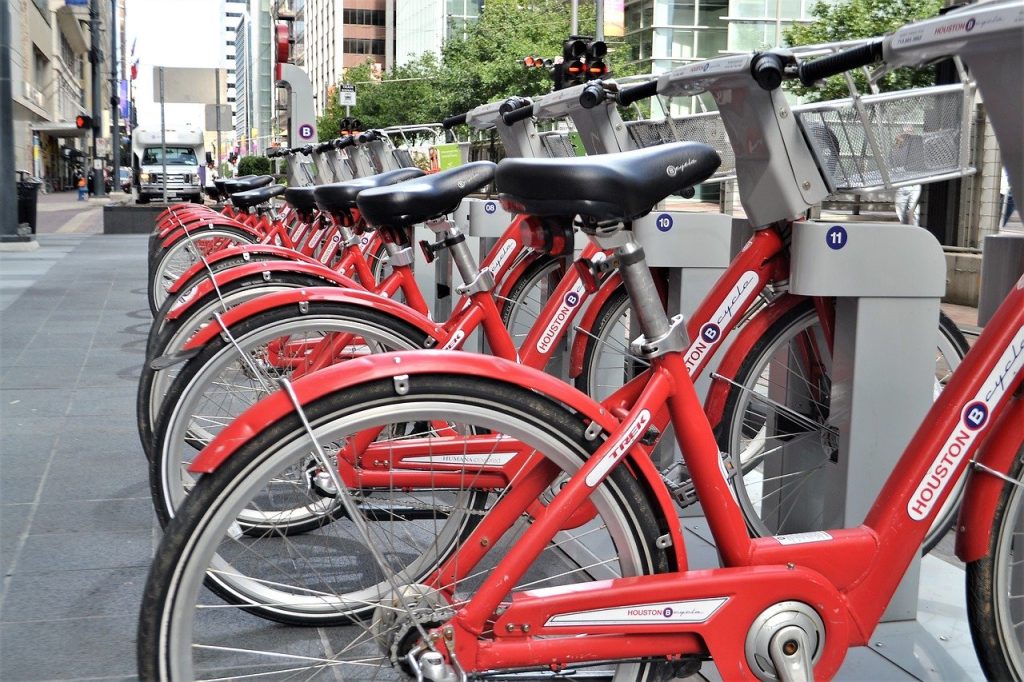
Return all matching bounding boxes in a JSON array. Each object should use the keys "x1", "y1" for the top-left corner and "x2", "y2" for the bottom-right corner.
[
  {"x1": 109, "y1": 0, "x2": 120, "y2": 196},
  {"x1": 1, "y1": 0, "x2": 25, "y2": 241},
  {"x1": 89, "y1": 0, "x2": 106, "y2": 197}
]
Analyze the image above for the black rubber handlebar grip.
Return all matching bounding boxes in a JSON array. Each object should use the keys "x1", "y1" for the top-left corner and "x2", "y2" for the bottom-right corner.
[
  {"x1": 617, "y1": 79, "x2": 659, "y2": 107},
  {"x1": 335, "y1": 136, "x2": 355, "y2": 150},
  {"x1": 752, "y1": 53, "x2": 786, "y2": 91},
  {"x1": 798, "y1": 41, "x2": 883, "y2": 87},
  {"x1": 502, "y1": 103, "x2": 535, "y2": 126},
  {"x1": 442, "y1": 113, "x2": 468, "y2": 128},
  {"x1": 579, "y1": 82, "x2": 607, "y2": 110}
]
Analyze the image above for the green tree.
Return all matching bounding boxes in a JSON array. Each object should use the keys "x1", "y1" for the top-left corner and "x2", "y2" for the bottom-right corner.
[
  {"x1": 237, "y1": 155, "x2": 271, "y2": 176},
  {"x1": 316, "y1": 0, "x2": 636, "y2": 136},
  {"x1": 784, "y1": 0, "x2": 942, "y2": 101}
]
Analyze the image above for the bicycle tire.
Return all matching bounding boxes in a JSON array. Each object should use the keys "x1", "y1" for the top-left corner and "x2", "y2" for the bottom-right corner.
[
  {"x1": 575, "y1": 284, "x2": 649, "y2": 403},
  {"x1": 145, "y1": 251, "x2": 285, "y2": 358},
  {"x1": 967, "y1": 444, "x2": 1024, "y2": 681},
  {"x1": 136, "y1": 270, "x2": 337, "y2": 460},
  {"x1": 149, "y1": 226, "x2": 257, "y2": 314},
  {"x1": 498, "y1": 254, "x2": 563, "y2": 351},
  {"x1": 716, "y1": 301, "x2": 968, "y2": 553},
  {"x1": 151, "y1": 301, "x2": 430, "y2": 530},
  {"x1": 138, "y1": 376, "x2": 670, "y2": 679}
]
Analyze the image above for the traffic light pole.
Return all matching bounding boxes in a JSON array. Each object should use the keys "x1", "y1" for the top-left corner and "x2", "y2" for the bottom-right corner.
[
  {"x1": 89, "y1": 0, "x2": 105, "y2": 197},
  {"x1": 570, "y1": 0, "x2": 578, "y2": 34},
  {"x1": 109, "y1": 0, "x2": 120, "y2": 196}
]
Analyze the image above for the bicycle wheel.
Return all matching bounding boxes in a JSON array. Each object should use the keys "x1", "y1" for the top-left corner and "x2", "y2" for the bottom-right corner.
[
  {"x1": 137, "y1": 270, "x2": 335, "y2": 460},
  {"x1": 145, "y1": 251, "x2": 286, "y2": 358},
  {"x1": 499, "y1": 254, "x2": 563, "y2": 351},
  {"x1": 967, "y1": 445, "x2": 1024, "y2": 680},
  {"x1": 717, "y1": 301, "x2": 967, "y2": 552},
  {"x1": 575, "y1": 285, "x2": 650, "y2": 403},
  {"x1": 151, "y1": 302, "x2": 429, "y2": 530},
  {"x1": 138, "y1": 376, "x2": 670, "y2": 679},
  {"x1": 149, "y1": 227, "x2": 257, "y2": 314}
]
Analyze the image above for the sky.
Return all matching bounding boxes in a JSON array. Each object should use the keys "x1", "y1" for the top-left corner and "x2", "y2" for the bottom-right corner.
[{"x1": 125, "y1": 0, "x2": 225, "y2": 129}]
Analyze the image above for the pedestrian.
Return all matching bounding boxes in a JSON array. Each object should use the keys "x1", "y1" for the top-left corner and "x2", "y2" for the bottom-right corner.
[{"x1": 77, "y1": 174, "x2": 87, "y2": 201}]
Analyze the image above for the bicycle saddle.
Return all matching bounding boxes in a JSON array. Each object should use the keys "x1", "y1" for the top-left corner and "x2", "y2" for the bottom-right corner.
[
  {"x1": 230, "y1": 184, "x2": 286, "y2": 211},
  {"x1": 496, "y1": 142, "x2": 720, "y2": 223},
  {"x1": 284, "y1": 186, "x2": 318, "y2": 213},
  {"x1": 313, "y1": 168, "x2": 425, "y2": 214},
  {"x1": 357, "y1": 162, "x2": 496, "y2": 228},
  {"x1": 221, "y1": 175, "x2": 272, "y2": 195}
]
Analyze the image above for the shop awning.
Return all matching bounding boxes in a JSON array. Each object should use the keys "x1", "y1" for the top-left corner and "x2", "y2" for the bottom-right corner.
[{"x1": 30, "y1": 122, "x2": 89, "y2": 138}]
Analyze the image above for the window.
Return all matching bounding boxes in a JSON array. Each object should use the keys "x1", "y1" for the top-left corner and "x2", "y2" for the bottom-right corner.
[
  {"x1": 33, "y1": 47, "x2": 48, "y2": 91},
  {"x1": 342, "y1": 9, "x2": 385, "y2": 26},
  {"x1": 343, "y1": 38, "x2": 385, "y2": 55},
  {"x1": 142, "y1": 147, "x2": 199, "y2": 166}
]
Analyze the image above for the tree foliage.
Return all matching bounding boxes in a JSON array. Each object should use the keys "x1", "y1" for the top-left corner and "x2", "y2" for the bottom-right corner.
[
  {"x1": 237, "y1": 155, "x2": 271, "y2": 176},
  {"x1": 316, "y1": 0, "x2": 635, "y2": 138},
  {"x1": 784, "y1": 0, "x2": 942, "y2": 102}
]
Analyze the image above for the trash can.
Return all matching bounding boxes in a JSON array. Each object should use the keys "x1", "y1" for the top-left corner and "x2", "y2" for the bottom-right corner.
[{"x1": 16, "y1": 171, "x2": 41, "y2": 235}]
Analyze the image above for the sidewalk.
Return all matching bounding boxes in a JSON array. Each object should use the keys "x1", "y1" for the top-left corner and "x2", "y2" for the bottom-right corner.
[{"x1": 33, "y1": 191, "x2": 107, "y2": 235}]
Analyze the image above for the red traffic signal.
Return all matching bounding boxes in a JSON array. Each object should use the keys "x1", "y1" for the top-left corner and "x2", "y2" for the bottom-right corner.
[
  {"x1": 75, "y1": 115, "x2": 93, "y2": 129},
  {"x1": 587, "y1": 60, "x2": 608, "y2": 78},
  {"x1": 521, "y1": 55, "x2": 552, "y2": 69}
]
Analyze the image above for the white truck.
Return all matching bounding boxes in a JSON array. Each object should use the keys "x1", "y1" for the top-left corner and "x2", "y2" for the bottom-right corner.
[{"x1": 132, "y1": 127, "x2": 204, "y2": 204}]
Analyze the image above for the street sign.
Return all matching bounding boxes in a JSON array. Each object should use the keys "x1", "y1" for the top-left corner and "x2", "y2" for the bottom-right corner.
[
  {"x1": 204, "y1": 105, "x2": 233, "y2": 131},
  {"x1": 339, "y1": 84, "x2": 356, "y2": 107},
  {"x1": 152, "y1": 67, "x2": 227, "y2": 104}
]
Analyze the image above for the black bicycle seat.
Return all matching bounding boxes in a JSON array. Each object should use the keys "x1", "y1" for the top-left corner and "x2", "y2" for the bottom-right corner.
[
  {"x1": 313, "y1": 168, "x2": 425, "y2": 214},
  {"x1": 231, "y1": 184, "x2": 286, "y2": 211},
  {"x1": 222, "y1": 175, "x2": 272, "y2": 195},
  {"x1": 284, "y1": 186, "x2": 318, "y2": 213},
  {"x1": 496, "y1": 142, "x2": 720, "y2": 223},
  {"x1": 357, "y1": 162, "x2": 496, "y2": 228}
]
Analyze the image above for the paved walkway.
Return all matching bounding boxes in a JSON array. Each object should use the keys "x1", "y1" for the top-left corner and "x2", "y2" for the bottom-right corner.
[{"x1": 0, "y1": 235, "x2": 150, "y2": 680}]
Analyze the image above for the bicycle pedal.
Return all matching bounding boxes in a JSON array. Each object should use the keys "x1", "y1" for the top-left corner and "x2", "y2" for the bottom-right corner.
[{"x1": 662, "y1": 452, "x2": 736, "y2": 509}]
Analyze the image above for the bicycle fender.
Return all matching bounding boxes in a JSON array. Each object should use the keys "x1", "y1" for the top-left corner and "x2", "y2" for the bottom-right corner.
[
  {"x1": 957, "y1": 395, "x2": 1024, "y2": 562},
  {"x1": 159, "y1": 222, "x2": 260, "y2": 249},
  {"x1": 164, "y1": 261, "x2": 359, "y2": 322},
  {"x1": 568, "y1": 273, "x2": 624, "y2": 378},
  {"x1": 166, "y1": 245, "x2": 323, "y2": 294},
  {"x1": 189, "y1": 351, "x2": 689, "y2": 569},
  {"x1": 157, "y1": 210, "x2": 239, "y2": 235},
  {"x1": 701, "y1": 294, "x2": 807, "y2": 427},
  {"x1": 181, "y1": 286, "x2": 445, "y2": 352}
]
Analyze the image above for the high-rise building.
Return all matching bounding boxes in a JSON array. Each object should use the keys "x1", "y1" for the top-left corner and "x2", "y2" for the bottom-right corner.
[
  {"x1": 233, "y1": 0, "x2": 274, "y2": 153},
  {"x1": 10, "y1": 0, "x2": 114, "y2": 189},
  {"x1": 394, "y1": 0, "x2": 481, "y2": 66},
  {"x1": 623, "y1": 0, "x2": 818, "y2": 114},
  {"x1": 224, "y1": 0, "x2": 247, "y2": 108}
]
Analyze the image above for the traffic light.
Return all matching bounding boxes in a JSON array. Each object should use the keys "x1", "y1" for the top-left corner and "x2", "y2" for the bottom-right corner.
[
  {"x1": 520, "y1": 55, "x2": 552, "y2": 69},
  {"x1": 585, "y1": 40, "x2": 608, "y2": 79},
  {"x1": 560, "y1": 37, "x2": 587, "y2": 88},
  {"x1": 339, "y1": 117, "x2": 362, "y2": 136},
  {"x1": 75, "y1": 115, "x2": 94, "y2": 129}
]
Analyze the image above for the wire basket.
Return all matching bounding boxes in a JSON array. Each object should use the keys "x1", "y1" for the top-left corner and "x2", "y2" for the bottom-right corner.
[
  {"x1": 793, "y1": 83, "x2": 974, "y2": 192},
  {"x1": 625, "y1": 112, "x2": 736, "y2": 181}
]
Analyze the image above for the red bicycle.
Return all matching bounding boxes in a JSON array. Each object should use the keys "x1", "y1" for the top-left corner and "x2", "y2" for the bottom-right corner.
[{"x1": 139, "y1": 5, "x2": 1024, "y2": 679}]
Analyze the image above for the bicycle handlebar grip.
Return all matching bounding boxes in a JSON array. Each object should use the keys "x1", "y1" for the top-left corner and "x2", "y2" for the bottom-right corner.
[
  {"x1": 617, "y1": 80, "x2": 659, "y2": 107},
  {"x1": 335, "y1": 136, "x2": 355, "y2": 150},
  {"x1": 316, "y1": 141, "x2": 334, "y2": 153},
  {"x1": 300, "y1": 145, "x2": 314, "y2": 155},
  {"x1": 502, "y1": 103, "x2": 534, "y2": 126},
  {"x1": 579, "y1": 82, "x2": 607, "y2": 110},
  {"x1": 442, "y1": 113, "x2": 468, "y2": 129},
  {"x1": 357, "y1": 130, "x2": 381, "y2": 143},
  {"x1": 798, "y1": 40, "x2": 883, "y2": 86},
  {"x1": 752, "y1": 53, "x2": 786, "y2": 91}
]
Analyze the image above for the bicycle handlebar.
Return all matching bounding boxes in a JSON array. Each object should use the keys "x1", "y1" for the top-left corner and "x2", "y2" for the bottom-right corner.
[
  {"x1": 315, "y1": 141, "x2": 335, "y2": 153},
  {"x1": 357, "y1": 130, "x2": 382, "y2": 143},
  {"x1": 579, "y1": 81, "x2": 608, "y2": 109},
  {"x1": 752, "y1": 53, "x2": 787, "y2": 91},
  {"x1": 502, "y1": 103, "x2": 534, "y2": 126},
  {"x1": 335, "y1": 136, "x2": 355, "y2": 150},
  {"x1": 615, "y1": 80, "x2": 659, "y2": 108},
  {"x1": 442, "y1": 113, "x2": 468, "y2": 128},
  {"x1": 798, "y1": 40, "x2": 883, "y2": 86}
]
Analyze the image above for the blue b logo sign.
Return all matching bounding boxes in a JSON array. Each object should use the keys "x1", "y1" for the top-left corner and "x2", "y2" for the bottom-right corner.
[{"x1": 299, "y1": 124, "x2": 314, "y2": 140}]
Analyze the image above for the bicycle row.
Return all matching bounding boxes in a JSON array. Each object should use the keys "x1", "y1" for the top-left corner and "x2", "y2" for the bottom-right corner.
[{"x1": 136, "y1": 3, "x2": 1023, "y2": 679}]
